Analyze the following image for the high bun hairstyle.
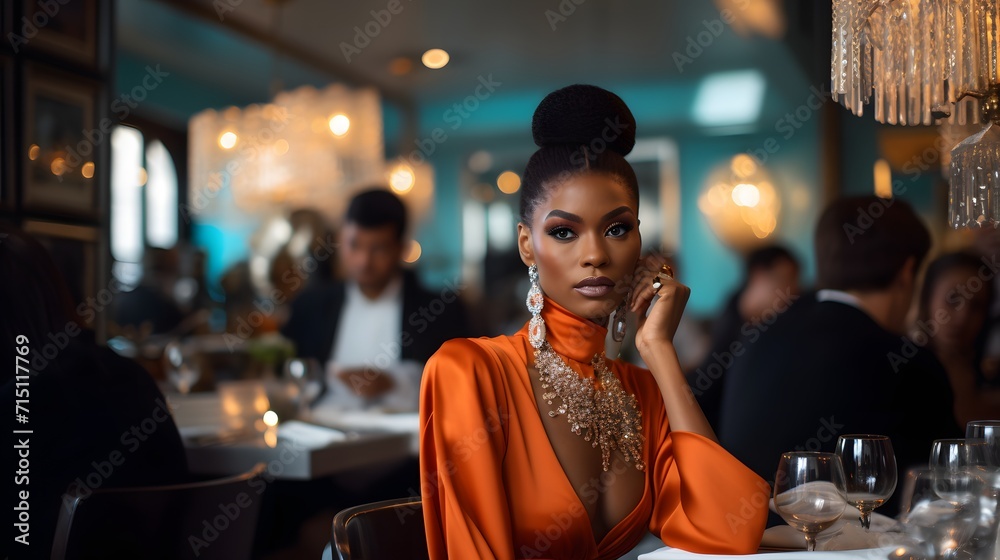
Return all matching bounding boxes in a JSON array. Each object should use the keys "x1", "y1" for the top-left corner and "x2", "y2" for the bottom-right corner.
[{"x1": 519, "y1": 84, "x2": 639, "y2": 225}]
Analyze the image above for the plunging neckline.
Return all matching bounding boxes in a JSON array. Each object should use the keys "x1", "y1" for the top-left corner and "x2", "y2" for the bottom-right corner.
[
  {"x1": 505, "y1": 297, "x2": 651, "y2": 553},
  {"x1": 525, "y1": 358, "x2": 650, "y2": 550}
]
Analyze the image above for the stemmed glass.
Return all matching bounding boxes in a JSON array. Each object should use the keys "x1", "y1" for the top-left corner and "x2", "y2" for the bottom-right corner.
[
  {"x1": 898, "y1": 467, "x2": 985, "y2": 559},
  {"x1": 164, "y1": 340, "x2": 200, "y2": 394},
  {"x1": 967, "y1": 421, "x2": 1000, "y2": 468},
  {"x1": 773, "y1": 452, "x2": 848, "y2": 551},
  {"x1": 835, "y1": 434, "x2": 897, "y2": 531},
  {"x1": 282, "y1": 357, "x2": 325, "y2": 418},
  {"x1": 930, "y1": 438, "x2": 990, "y2": 473}
]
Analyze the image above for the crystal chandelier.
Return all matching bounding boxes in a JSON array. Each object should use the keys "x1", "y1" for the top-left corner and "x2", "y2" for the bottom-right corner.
[
  {"x1": 831, "y1": 0, "x2": 1000, "y2": 227},
  {"x1": 188, "y1": 84, "x2": 386, "y2": 220}
]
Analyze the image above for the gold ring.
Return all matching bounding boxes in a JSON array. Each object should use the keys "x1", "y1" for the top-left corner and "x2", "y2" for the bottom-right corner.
[{"x1": 652, "y1": 264, "x2": 673, "y2": 293}]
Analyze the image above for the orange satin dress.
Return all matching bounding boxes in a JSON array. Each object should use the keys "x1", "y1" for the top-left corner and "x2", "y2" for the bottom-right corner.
[{"x1": 419, "y1": 297, "x2": 768, "y2": 560}]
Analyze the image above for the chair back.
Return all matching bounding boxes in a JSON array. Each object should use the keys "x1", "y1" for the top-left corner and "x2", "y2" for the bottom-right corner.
[
  {"x1": 51, "y1": 464, "x2": 267, "y2": 560},
  {"x1": 332, "y1": 497, "x2": 429, "y2": 560}
]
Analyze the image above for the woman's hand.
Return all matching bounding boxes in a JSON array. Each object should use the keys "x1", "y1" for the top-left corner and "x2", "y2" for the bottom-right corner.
[{"x1": 629, "y1": 253, "x2": 690, "y2": 358}]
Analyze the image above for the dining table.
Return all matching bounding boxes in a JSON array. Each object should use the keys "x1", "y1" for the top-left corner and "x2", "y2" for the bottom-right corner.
[{"x1": 169, "y1": 387, "x2": 421, "y2": 481}]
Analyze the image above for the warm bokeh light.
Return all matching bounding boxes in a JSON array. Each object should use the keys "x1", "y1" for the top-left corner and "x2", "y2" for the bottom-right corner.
[
  {"x1": 328, "y1": 114, "x2": 350, "y2": 136},
  {"x1": 421, "y1": 48, "x2": 450, "y2": 69},
  {"x1": 28, "y1": 144, "x2": 40, "y2": 161},
  {"x1": 274, "y1": 139, "x2": 289, "y2": 155},
  {"x1": 138, "y1": 168, "x2": 148, "y2": 187},
  {"x1": 731, "y1": 183, "x2": 761, "y2": 207},
  {"x1": 218, "y1": 131, "x2": 238, "y2": 149},
  {"x1": 389, "y1": 57, "x2": 414, "y2": 76},
  {"x1": 874, "y1": 158, "x2": 893, "y2": 198},
  {"x1": 468, "y1": 150, "x2": 493, "y2": 173},
  {"x1": 50, "y1": 157, "x2": 66, "y2": 176},
  {"x1": 389, "y1": 164, "x2": 416, "y2": 194},
  {"x1": 699, "y1": 155, "x2": 781, "y2": 250},
  {"x1": 404, "y1": 240, "x2": 422, "y2": 264},
  {"x1": 263, "y1": 410, "x2": 279, "y2": 427},
  {"x1": 81, "y1": 161, "x2": 95, "y2": 179},
  {"x1": 497, "y1": 170, "x2": 521, "y2": 194}
]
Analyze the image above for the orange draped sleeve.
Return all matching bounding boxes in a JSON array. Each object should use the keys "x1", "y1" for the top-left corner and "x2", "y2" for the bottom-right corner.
[
  {"x1": 643, "y1": 394, "x2": 769, "y2": 551},
  {"x1": 420, "y1": 338, "x2": 515, "y2": 559}
]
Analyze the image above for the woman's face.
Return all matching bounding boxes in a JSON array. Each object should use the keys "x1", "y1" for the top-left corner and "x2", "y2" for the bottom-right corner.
[
  {"x1": 927, "y1": 266, "x2": 990, "y2": 348},
  {"x1": 518, "y1": 173, "x2": 641, "y2": 322}
]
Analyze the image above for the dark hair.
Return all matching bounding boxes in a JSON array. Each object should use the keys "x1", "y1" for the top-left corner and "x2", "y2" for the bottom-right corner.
[
  {"x1": 918, "y1": 251, "x2": 995, "y2": 369},
  {"x1": 345, "y1": 188, "x2": 408, "y2": 241},
  {"x1": 745, "y1": 244, "x2": 800, "y2": 275},
  {"x1": 0, "y1": 222, "x2": 85, "y2": 378},
  {"x1": 519, "y1": 84, "x2": 639, "y2": 224},
  {"x1": 814, "y1": 196, "x2": 931, "y2": 291}
]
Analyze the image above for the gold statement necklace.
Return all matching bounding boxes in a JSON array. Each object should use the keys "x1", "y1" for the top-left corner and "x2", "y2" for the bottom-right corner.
[{"x1": 534, "y1": 342, "x2": 645, "y2": 472}]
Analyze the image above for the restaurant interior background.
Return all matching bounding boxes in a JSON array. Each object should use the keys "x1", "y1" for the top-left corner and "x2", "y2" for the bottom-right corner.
[
  {"x1": 4, "y1": 0, "x2": 975, "y2": 350},
  {"x1": 8, "y1": 0, "x2": 1000, "y2": 558}
]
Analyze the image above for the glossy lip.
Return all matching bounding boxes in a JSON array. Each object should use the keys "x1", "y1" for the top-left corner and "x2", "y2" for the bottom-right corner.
[{"x1": 574, "y1": 276, "x2": 614, "y2": 297}]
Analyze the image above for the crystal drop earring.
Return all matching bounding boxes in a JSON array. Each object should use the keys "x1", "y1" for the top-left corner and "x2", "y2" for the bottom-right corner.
[
  {"x1": 526, "y1": 264, "x2": 546, "y2": 349},
  {"x1": 612, "y1": 291, "x2": 629, "y2": 343}
]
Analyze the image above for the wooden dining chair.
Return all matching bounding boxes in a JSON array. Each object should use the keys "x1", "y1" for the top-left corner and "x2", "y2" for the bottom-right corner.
[
  {"x1": 50, "y1": 463, "x2": 268, "y2": 560},
  {"x1": 331, "y1": 496, "x2": 429, "y2": 560}
]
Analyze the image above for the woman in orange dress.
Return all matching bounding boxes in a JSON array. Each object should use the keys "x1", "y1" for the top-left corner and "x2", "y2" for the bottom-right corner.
[{"x1": 419, "y1": 85, "x2": 768, "y2": 559}]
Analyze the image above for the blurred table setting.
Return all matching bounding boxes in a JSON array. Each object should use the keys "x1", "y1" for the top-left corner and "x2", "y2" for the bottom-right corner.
[
  {"x1": 159, "y1": 348, "x2": 421, "y2": 481},
  {"x1": 645, "y1": 424, "x2": 1000, "y2": 559}
]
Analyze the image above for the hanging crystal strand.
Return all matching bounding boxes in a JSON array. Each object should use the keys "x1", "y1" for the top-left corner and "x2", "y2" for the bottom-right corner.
[
  {"x1": 833, "y1": 0, "x2": 847, "y2": 100},
  {"x1": 931, "y1": 0, "x2": 947, "y2": 120},
  {"x1": 906, "y1": 0, "x2": 919, "y2": 125},
  {"x1": 880, "y1": 5, "x2": 900, "y2": 124},
  {"x1": 986, "y1": 0, "x2": 1000, "y2": 84}
]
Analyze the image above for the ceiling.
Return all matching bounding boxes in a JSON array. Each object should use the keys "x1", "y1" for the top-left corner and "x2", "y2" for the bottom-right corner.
[{"x1": 118, "y1": 0, "x2": 816, "y2": 117}]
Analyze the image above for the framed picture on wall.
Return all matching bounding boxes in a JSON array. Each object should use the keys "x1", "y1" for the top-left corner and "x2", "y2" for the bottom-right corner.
[
  {"x1": 17, "y1": 0, "x2": 98, "y2": 68},
  {"x1": 21, "y1": 220, "x2": 99, "y2": 327},
  {"x1": 22, "y1": 64, "x2": 99, "y2": 217}
]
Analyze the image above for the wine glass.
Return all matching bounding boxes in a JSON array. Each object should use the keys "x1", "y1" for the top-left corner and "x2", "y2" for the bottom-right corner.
[
  {"x1": 898, "y1": 467, "x2": 985, "y2": 559},
  {"x1": 163, "y1": 340, "x2": 200, "y2": 394},
  {"x1": 835, "y1": 434, "x2": 897, "y2": 531},
  {"x1": 967, "y1": 421, "x2": 1000, "y2": 468},
  {"x1": 773, "y1": 452, "x2": 848, "y2": 551},
  {"x1": 930, "y1": 438, "x2": 990, "y2": 473},
  {"x1": 283, "y1": 357, "x2": 325, "y2": 418}
]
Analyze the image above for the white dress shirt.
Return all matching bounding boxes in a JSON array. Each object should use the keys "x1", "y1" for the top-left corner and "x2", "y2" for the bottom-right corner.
[{"x1": 318, "y1": 275, "x2": 421, "y2": 412}]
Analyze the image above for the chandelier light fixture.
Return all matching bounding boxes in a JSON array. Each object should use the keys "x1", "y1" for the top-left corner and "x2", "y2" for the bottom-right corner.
[
  {"x1": 698, "y1": 154, "x2": 781, "y2": 251},
  {"x1": 188, "y1": 84, "x2": 386, "y2": 220},
  {"x1": 831, "y1": 0, "x2": 1000, "y2": 227}
]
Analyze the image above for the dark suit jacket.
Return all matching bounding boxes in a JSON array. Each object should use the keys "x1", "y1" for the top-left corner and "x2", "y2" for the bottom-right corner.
[
  {"x1": 718, "y1": 297, "x2": 959, "y2": 518},
  {"x1": 281, "y1": 270, "x2": 470, "y2": 365}
]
